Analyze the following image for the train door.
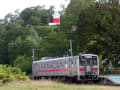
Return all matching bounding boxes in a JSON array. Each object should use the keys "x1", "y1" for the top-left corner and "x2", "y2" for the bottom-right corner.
[
  {"x1": 85, "y1": 58, "x2": 92, "y2": 75},
  {"x1": 69, "y1": 57, "x2": 77, "y2": 76},
  {"x1": 69, "y1": 58, "x2": 73, "y2": 76}
]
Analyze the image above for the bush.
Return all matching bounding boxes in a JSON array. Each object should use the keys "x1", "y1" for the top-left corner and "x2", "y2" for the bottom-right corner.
[
  {"x1": 13, "y1": 55, "x2": 32, "y2": 74},
  {"x1": 0, "y1": 65, "x2": 30, "y2": 83}
]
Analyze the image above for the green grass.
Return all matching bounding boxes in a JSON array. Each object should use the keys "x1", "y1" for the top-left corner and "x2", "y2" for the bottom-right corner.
[{"x1": 0, "y1": 80, "x2": 120, "y2": 90}]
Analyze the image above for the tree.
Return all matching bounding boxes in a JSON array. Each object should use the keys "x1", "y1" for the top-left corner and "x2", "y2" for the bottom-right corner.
[
  {"x1": 41, "y1": 29, "x2": 69, "y2": 57},
  {"x1": 60, "y1": 0, "x2": 96, "y2": 54},
  {"x1": 0, "y1": 5, "x2": 55, "y2": 65},
  {"x1": 20, "y1": 6, "x2": 54, "y2": 26},
  {"x1": 61, "y1": 0, "x2": 120, "y2": 70},
  {"x1": 13, "y1": 55, "x2": 32, "y2": 74},
  {"x1": 75, "y1": 1, "x2": 120, "y2": 68}
]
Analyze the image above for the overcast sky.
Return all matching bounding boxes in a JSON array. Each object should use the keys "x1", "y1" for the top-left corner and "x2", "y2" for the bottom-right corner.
[{"x1": 0, "y1": 0, "x2": 70, "y2": 19}]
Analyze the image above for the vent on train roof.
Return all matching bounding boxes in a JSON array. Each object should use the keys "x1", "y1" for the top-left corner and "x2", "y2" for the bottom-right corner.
[{"x1": 41, "y1": 57, "x2": 53, "y2": 60}]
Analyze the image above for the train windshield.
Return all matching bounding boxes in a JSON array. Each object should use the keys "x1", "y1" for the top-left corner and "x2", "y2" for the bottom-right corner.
[
  {"x1": 79, "y1": 56, "x2": 85, "y2": 66},
  {"x1": 86, "y1": 56, "x2": 97, "y2": 65},
  {"x1": 79, "y1": 56, "x2": 98, "y2": 66},
  {"x1": 86, "y1": 58, "x2": 91, "y2": 65},
  {"x1": 92, "y1": 56, "x2": 97, "y2": 65}
]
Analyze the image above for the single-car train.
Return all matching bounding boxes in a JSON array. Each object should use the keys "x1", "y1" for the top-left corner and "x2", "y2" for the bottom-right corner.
[{"x1": 32, "y1": 53, "x2": 99, "y2": 80}]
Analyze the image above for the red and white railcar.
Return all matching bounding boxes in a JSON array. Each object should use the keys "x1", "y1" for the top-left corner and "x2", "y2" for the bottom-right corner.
[{"x1": 32, "y1": 54, "x2": 99, "y2": 80}]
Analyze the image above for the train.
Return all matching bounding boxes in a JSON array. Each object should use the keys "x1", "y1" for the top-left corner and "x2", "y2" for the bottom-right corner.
[{"x1": 32, "y1": 53, "x2": 99, "y2": 81}]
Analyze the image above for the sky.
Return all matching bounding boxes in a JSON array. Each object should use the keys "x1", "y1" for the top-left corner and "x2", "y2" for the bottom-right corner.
[{"x1": 0, "y1": 0, "x2": 70, "y2": 19}]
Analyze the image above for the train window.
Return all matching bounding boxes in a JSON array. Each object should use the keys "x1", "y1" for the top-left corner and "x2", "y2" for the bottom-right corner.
[
  {"x1": 71, "y1": 61, "x2": 73, "y2": 64},
  {"x1": 79, "y1": 57, "x2": 85, "y2": 66},
  {"x1": 86, "y1": 58, "x2": 91, "y2": 65},
  {"x1": 65, "y1": 64, "x2": 68, "y2": 68},
  {"x1": 92, "y1": 56, "x2": 97, "y2": 65}
]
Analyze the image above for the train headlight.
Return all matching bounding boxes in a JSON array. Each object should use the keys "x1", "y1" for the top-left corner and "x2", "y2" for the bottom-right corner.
[{"x1": 94, "y1": 71, "x2": 98, "y2": 74}]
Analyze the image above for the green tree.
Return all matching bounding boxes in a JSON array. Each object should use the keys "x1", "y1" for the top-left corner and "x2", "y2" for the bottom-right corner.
[
  {"x1": 20, "y1": 6, "x2": 54, "y2": 25},
  {"x1": 60, "y1": 0, "x2": 96, "y2": 54},
  {"x1": 61, "y1": 0, "x2": 120, "y2": 70},
  {"x1": 41, "y1": 29, "x2": 69, "y2": 57},
  {"x1": 13, "y1": 55, "x2": 32, "y2": 74}
]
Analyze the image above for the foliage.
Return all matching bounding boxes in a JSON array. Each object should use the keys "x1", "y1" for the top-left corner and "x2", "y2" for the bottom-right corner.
[
  {"x1": 0, "y1": 65, "x2": 29, "y2": 83},
  {"x1": 13, "y1": 55, "x2": 32, "y2": 74},
  {"x1": 41, "y1": 30, "x2": 69, "y2": 57},
  {"x1": 20, "y1": 6, "x2": 53, "y2": 25},
  {"x1": 0, "y1": 6, "x2": 55, "y2": 65},
  {"x1": 61, "y1": 0, "x2": 120, "y2": 72}
]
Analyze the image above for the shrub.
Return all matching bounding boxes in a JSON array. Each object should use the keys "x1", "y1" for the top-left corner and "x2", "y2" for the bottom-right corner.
[
  {"x1": 13, "y1": 55, "x2": 32, "y2": 74},
  {"x1": 0, "y1": 65, "x2": 30, "y2": 83}
]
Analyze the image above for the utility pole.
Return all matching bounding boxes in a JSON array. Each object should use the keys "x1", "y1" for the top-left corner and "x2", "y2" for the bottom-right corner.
[
  {"x1": 32, "y1": 48, "x2": 35, "y2": 62},
  {"x1": 32, "y1": 48, "x2": 35, "y2": 80},
  {"x1": 69, "y1": 40, "x2": 73, "y2": 56}
]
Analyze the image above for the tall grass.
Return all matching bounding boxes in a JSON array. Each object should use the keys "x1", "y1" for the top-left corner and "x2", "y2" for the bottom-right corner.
[{"x1": 0, "y1": 80, "x2": 120, "y2": 90}]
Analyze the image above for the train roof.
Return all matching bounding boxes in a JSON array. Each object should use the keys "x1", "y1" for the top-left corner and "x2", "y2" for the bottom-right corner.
[
  {"x1": 33, "y1": 56, "x2": 78, "y2": 63},
  {"x1": 33, "y1": 54, "x2": 98, "y2": 63},
  {"x1": 81, "y1": 54, "x2": 98, "y2": 56}
]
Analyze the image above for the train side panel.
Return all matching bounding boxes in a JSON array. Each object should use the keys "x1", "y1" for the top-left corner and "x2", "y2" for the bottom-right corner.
[
  {"x1": 33, "y1": 57, "x2": 71, "y2": 77},
  {"x1": 32, "y1": 54, "x2": 99, "y2": 80},
  {"x1": 69, "y1": 56, "x2": 79, "y2": 76}
]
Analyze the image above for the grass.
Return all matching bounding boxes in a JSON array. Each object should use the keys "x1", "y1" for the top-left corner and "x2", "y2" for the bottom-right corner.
[{"x1": 0, "y1": 80, "x2": 120, "y2": 90}]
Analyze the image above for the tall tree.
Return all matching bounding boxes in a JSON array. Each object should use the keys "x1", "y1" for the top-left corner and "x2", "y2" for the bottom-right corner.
[
  {"x1": 60, "y1": 0, "x2": 96, "y2": 54},
  {"x1": 20, "y1": 6, "x2": 54, "y2": 25}
]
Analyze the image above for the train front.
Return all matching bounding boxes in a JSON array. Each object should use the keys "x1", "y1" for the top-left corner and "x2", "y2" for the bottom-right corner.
[{"x1": 79, "y1": 54, "x2": 99, "y2": 80}]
